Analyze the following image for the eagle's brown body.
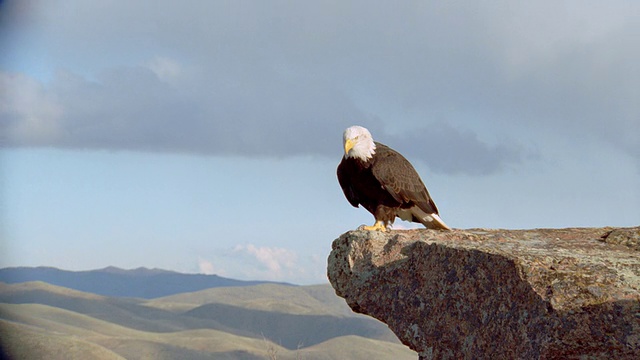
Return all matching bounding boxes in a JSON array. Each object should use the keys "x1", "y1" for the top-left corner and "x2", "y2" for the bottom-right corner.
[{"x1": 337, "y1": 142, "x2": 449, "y2": 230}]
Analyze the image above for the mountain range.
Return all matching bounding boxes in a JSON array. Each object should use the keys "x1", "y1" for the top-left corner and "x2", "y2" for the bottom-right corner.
[
  {"x1": 0, "y1": 266, "x2": 286, "y2": 298},
  {"x1": 0, "y1": 267, "x2": 416, "y2": 359}
]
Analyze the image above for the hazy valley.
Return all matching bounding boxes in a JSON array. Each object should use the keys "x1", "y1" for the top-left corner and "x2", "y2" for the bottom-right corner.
[{"x1": 0, "y1": 267, "x2": 416, "y2": 359}]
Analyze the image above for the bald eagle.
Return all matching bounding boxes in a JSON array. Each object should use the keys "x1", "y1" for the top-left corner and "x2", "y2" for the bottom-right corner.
[{"x1": 337, "y1": 125, "x2": 451, "y2": 231}]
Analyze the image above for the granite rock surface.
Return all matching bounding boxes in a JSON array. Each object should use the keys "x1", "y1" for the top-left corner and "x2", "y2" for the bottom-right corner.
[{"x1": 327, "y1": 227, "x2": 640, "y2": 359}]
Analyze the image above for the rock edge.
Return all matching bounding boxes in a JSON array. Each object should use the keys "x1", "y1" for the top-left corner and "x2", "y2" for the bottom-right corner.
[{"x1": 327, "y1": 227, "x2": 640, "y2": 359}]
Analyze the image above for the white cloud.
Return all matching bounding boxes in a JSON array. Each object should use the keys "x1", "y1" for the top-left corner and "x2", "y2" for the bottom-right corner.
[
  {"x1": 0, "y1": 72, "x2": 63, "y2": 145},
  {"x1": 197, "y1": 257, "x2": 225, "y2": 276},
  {"x1": 146, "y1": 57, "x2": 183, "y2": 83},
  {"x1": 200, "y1": 245, "x2": 327, "y2": 284},
  {"x1": 390, "y1": 222, "x2": 422, "y2": 230},
  {"x1": 233, "y1": 244, "x2": 297, "y2": 274},
  {"x1": 201, "y1": 244, "x2": 327, "y2": 284}
]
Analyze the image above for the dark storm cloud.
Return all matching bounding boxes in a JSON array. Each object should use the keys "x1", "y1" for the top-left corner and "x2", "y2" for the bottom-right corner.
[
  {"x1": 385, "y1": 124, "x2": 525, "y2": 176},
  {"x1": 1, "y1": 65, "x2": 367, "y2": 157},
  {"x1": 2, "y1": 0, "x2": 638, "y2": 173}
]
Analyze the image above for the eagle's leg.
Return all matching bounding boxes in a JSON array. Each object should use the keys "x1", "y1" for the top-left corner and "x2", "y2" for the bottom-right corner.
[{"x1": 362, "y1": 220, "x2": 387, "y2": 232}]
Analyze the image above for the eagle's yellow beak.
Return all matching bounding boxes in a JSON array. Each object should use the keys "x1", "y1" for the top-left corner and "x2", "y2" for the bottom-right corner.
[{"x1": 344, "y1": 138, "x2": 355, "y2": 155}]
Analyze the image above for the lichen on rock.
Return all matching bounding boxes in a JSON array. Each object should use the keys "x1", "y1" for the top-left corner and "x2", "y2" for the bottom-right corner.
[{"x1": 327, "y1": 227, "x2": 640, "y2": 359}]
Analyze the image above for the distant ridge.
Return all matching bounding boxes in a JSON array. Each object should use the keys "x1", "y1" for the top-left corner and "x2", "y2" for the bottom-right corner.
[
  {"x1": 99, "y1": 266, "x2": 174, "y2": 275},
  {"x1": 0, "y1": 281, "x2": 416, "y2": 359},
  {"x1": 0, "y1": 266, "x2": 292, "y2": 299}
]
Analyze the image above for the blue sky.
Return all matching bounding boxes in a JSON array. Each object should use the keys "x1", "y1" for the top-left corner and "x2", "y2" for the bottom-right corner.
[{"x1": 1, "y1": 1, "x2": 638, "y2": 284}]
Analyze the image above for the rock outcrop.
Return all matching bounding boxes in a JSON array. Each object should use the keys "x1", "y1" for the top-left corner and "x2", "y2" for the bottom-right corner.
[{"x1": 327, "y1": 227, "x2": 640, "y2": 359}]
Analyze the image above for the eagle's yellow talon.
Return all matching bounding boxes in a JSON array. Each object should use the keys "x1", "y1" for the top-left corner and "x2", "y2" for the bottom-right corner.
[{"x1": 362, "y1": 221, "x2": 387, "y2": 231}]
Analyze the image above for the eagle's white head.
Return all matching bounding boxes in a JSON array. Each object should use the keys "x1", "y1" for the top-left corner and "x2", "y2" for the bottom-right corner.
[{"x1": 343, "y1": 125, "x2": 376, "y2": 161}]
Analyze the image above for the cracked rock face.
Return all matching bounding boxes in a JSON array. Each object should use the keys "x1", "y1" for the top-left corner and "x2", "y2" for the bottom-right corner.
[{"x1": 327, "y1": 227, "x2": 640, "y2": 359}]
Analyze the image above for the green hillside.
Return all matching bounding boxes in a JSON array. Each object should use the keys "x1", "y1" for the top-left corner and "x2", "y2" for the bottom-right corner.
[
  {"x1": 148, "y1": 283, "x2": 350, "y2": 315},
  {"x1": 298, "y1": 336, "x2": 417, "y2": 360},
  {"x1": 0, "y1": 281, "x2": 415, "y2": 359},
  {"x1": 0, "y1": 319, "x2": 125, "y2": 360},
  {"x1": 184, "y1": 302, "x2": 397, "y2": 349}
]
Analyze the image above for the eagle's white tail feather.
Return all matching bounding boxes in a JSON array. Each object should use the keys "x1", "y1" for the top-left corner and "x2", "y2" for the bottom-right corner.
[
  {"x1": 427, "y1": 213, "x2": 451, "y2": 230},
  {"x1": 409, "y1": 207, "x2": 451, "y2": 230}
]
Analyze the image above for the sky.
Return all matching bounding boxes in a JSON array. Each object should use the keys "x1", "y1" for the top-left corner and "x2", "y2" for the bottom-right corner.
[{"x1": 1, "y1": 1, "x2": 638, "y2": 285}]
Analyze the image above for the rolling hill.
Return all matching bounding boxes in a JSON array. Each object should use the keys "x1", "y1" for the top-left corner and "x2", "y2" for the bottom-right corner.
[
  {"x1": 0, "y1": 266, "x2": 287, "y2": 298},
  {"x1": 0, "y1": 268, "x2": 417, "y2": 359},
  {"x1": 147, "y1": 283, "x2": 354, "y2": 315}
]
